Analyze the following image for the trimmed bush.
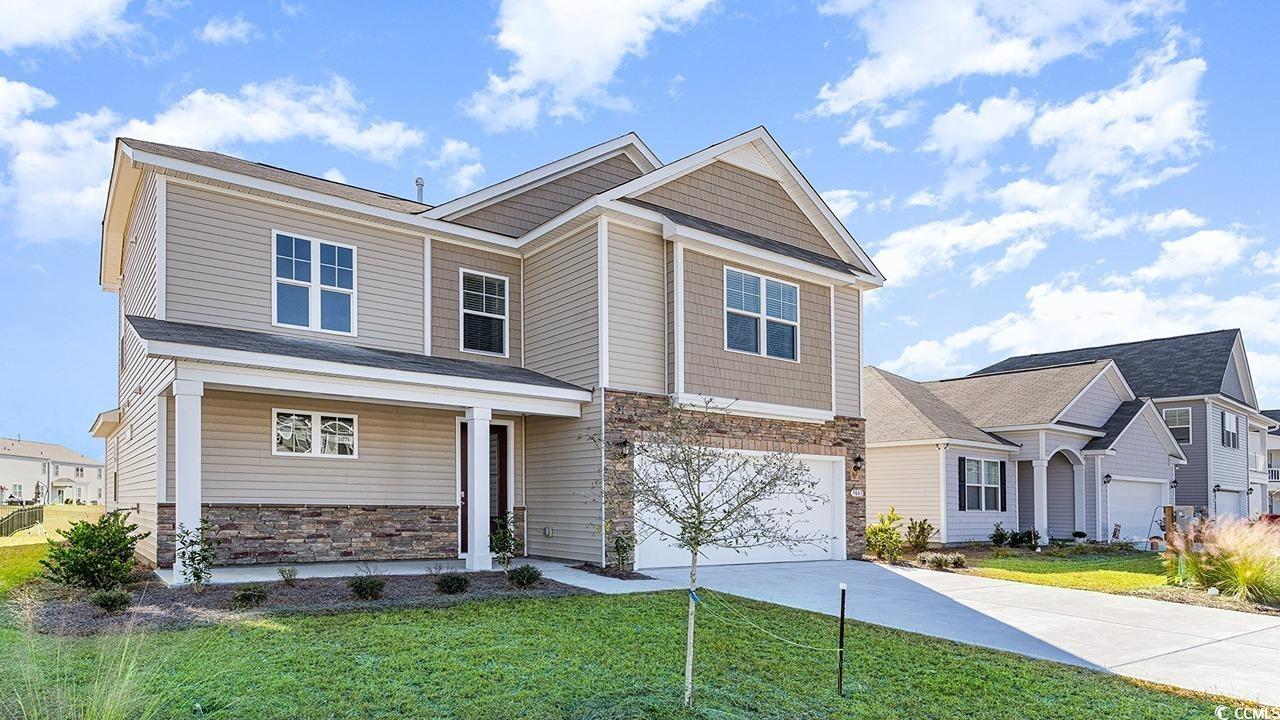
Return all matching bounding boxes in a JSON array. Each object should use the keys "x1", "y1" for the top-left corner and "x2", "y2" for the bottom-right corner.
[
  {"x1": 917, "y1": 551, "x2": 967, "y2": 570},
  {"x1": 87, "y1": 588, "x2": 132, "y2": 612},
  {"x1": 348, "y1": 575, "x2": 386, "y2": 600},
  {"x1": 1166, "y1": 518, "x2": 1280, "y2": 605},
  {"x1": 989, "y1": 522, "x2": 1010, "y2": 547},
  {"x1": 1008, "y1": 529, "x2": 1041, "y2": 548},
  {"x1": 905, "y1": 518, "x2": 935, "y2": 552},
  {"x1": 435, "y1": 572, "x2": 469, "y2": 595},
  {"x1": 42, "y1": 511, "x2": 149, "y2": 590},
  {"x1": 866, "y1": 506, "x2": 904, "y2": 561},
  {"x1": 947, "y1": 552, "x2": 967, "y2": 568},
  {"x1": 278, "y1": 566, "x2": 298, "y2": 587},
  {"x1": 231, "y1": 583, "x2": 269, "y2": 608},
  {"x1": 507, "y1": 564, "x2": 542, "y2": 588}
]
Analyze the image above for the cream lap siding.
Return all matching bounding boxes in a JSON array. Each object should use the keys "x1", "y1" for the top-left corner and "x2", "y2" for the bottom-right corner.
[
  {"x1": 431, "y1": 241, "x2": 523, "y2": 366},
  {"x1": 607, "y1": 224, "x2": 666, "y2": 394},
  {"x1": 1045, "y1": 454, "x2": 1076, "y2": 539},
  {"x1": 524, "y1": 226, "x2": 599, "y2": 387},
  {"x1": 164, "y1": 182, "x2": 425, "y2": 353},
  {"x1": 865, "y1": 445, "x2": 941, "y2": 542},
  {"x1": 946, "y1": 449, "x2": 1018, "y2": 543},
  {"x1": 123, "y1": 172, "x2": 160, "y2": 318},
  {"x1": 833, "y1": 286, "x2": 860, "y2": 417},
  {"x1": 1158, "y1": 401, "x2": 1207, "y2": 506},
  {"x1": 453, "y1": 154, "x2": 643, "y2": 237},
  {"x1": 682, "y1": 251, "x2": 832, "y2": 411},
  {"x1": 524, "y1": 397, "x2": 603, "y2": 564},
  {"x1": 1059, "y1": 376, "x2": 1122, "y2": 428},
  {"x1": 636, "y1": 161, "x2": 843, "y2": 261}
]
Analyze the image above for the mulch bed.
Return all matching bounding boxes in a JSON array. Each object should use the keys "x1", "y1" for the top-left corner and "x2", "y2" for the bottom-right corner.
[
  {"x1": 13, "y1": 571, "x2": 594, "y2": 636},
  {"x1": 571, "y1": 563, "x2": 654, "y2": 581}
]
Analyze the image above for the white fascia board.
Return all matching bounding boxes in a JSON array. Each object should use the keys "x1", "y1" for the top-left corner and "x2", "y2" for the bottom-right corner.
[
  {"x1": 121, "y1": 144, "x2": 521, "y2": 249},
  {"x1": 1101, "y1": 400, "x2": 1188, "y2": 463},
  {"x1": 1160, "y1": 394, "x2": 1274, "y2": 425},
  {"x1": 147, "y1": 340, "x2": 592, "y2": 404},
  {"x1": 984, "y1": 423, "x2": 1107, "y2": 437},
  {"x1": 671, "y1": 393, "x2": 834, "y2": 423},
  {"x1": 175, "y1": 362, "x2": 585, "y2": 418},
  {"x1": 89, "y1": 409, "x2": 122, "y2": 438},
  {"x1": 1052, "y1": 361, "x2": 1134, "y2": 424},
  {"x1": 425, "y1": 133, "x2": 660, "y2": 220},
  {"x1": 101, "y1": 142, "x2": 143, "y2": 291},
  {"x1": 1230, "y1": 334, "x2": 1260, "y2": 409},
  {"x1": 869, "y1": 438, "x2": 1016, "y2": 453}
]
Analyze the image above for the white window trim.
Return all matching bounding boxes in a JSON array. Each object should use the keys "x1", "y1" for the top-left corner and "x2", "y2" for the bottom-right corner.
[
  {"x1": 458, "y1": 267, "x2": 510, "y2": 358},
  {"x1": 1162, "y1": 406, "x2": 1192, "y2": 445},
  {"x1": 964, "y1": 458, "x2": 1002, "y2": 512},
  {"x1": 1221, "y1": 409, "x2": 1240, "y2": 449},
  {"x1": 271, "y1": 408, "x2": 359, "y2": 459},
  {"x1": 722, "y1": 265, "x2": 800, "y2": 363},
  {"x1": 270, "y1": 229, "x2": 359, "y2": 337}
]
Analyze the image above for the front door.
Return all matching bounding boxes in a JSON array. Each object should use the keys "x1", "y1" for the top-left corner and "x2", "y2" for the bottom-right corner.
[{"x1": 458, "y1": 423, "x2": 509, "y2": 554}]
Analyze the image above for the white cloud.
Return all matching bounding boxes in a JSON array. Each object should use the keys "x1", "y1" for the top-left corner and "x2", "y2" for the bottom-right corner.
[
  {"x1": 820, "y1": 189, "x2": 869, "y2": 220},
  {"x1": 839, "y1": 118, "x2": 895, "y2": 152},
  {"x1": 970, "y1": 237, "x2": 1046, "y2": 286},
  {"x1": 145, "y1": 0, "x2": 189, "y2": 18},
  {"x1": 881, "y1": 339, "x2": 972, "y2": 378},
  {"x1": 1254, "y1": 248, "x2": 1280, "y2": 275},
  {"x1": 197, "y1": 15, "x2": 258, "y2": 44},
  {"x1": 321, "y1": 167, "x2": 346, "y2": 183},
  {"x1": 425, "y1": 138, "x2": 486, "y2": 196},
  {"x1": 1029, "y1": 38, "x2": 1206, "y2": 184},
  {"x1": 0, "y1": 0, "x2": 134, "y2": 52},
  {"x1": 465, "y1": 0, "x2": 714, "y2": 132},
  {"x1": 1116, "y1": 229, "x2": 1258, "y2": 284},
  {"x1": 813, "y1": 0, "x2": 1169, "y2": 117},
  {"x1": 1143, "y1": 208, "x2": 1206, "y2": 233},
  {"x1": 0, "y1": 75, "x2": 425, "y2": 243},
  {"x1": 922, "y1": 90, "x2": 1034, "y2": 163}
]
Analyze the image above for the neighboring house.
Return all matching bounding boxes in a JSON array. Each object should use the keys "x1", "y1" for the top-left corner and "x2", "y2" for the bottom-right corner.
[
  {"x1": 977, "y1": 330, "x2": 1276, "y2": 521},
  {"x1": 1263, "y1": 409, "x2": 1280, "y2": 514},
  {"x1": 865, "y1": 361, "x2": 1186, "y2": 545},
  {"x1": 89, "y1": 127, "x2": 882, "y2": 577},
  {"x1": 0, "y1": 437, "x2": 104, "y2": 505}
]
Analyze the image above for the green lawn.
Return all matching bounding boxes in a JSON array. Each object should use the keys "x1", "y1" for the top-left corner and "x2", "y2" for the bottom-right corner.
[
  {"x1": 967, "y1": 552, "x2": 1167, "y2": 592},
  {"x1": 0, "y1": 590, "x2": 1218, "y2": 719},
  {"x1": 0, "y1": 543, "x2": 47, "y2": 599}
]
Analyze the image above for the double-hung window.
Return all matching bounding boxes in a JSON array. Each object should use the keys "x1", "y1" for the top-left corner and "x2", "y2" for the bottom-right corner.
[
  {"x1": 460, "y1": 269, "x2": 508, "y2": 356},
  {"x1": 1221, "y1": 410, "x2": 1240, "y2": 449},
  {"x1": 964, "y1": 458, "x2": 1001, "y2": 511},
  {"x1": 1163, "y1": 407, "x2": 1191, "y2": 444},
  {"x1": 273, "y1": 410, "x2": 357, "y2": 458},
  {"x1": 724, "y1": 267, "x2": 799, "y2": 361},
  {"x1": 274, "y1": 231, "x2": 356, "y2": 335}
]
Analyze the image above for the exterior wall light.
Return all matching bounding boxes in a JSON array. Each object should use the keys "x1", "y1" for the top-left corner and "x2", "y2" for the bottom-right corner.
[
  {"x1": 1169, "y1": 479, "x2": 1178, "y2": 489},
  {"x1": 1102, "y1": 474, "x2": 1112, "y2": 485},
  {"x1": 852, "y1": 455, "x2": 865, "y2": 472},
  {"x1": 1213, "y1": 484, "x2": 1222, "y2": 493}
]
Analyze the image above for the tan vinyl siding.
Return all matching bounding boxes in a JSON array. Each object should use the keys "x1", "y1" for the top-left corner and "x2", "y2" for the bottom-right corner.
[
  {"x1": 833, "y1": 286, "x2": 860, "y2": 417},
  {"x1": 453, "y1": 154, "x2": 643, "y2": 236},
  {"x1": 866, "y1": 445, "x2": 941, "y2": 538},
  {"x1": 164, "y1": 182, "x2": 425, "y2": 353},
  {"x1": 682, "y1": 251, "x2": 832, "y2": 410},
  {"x1": 524, "y1": 395, "x2": 603, "y2": 563},
  {"x1": 637, "y1": 161, "x2": 842, "y2": 260},
  {"x1": 431, "y1": 241, "x2": 523, "y2": 365},
  {"x1": 607, "y1": 223, "x2": 666, "y2": 394},
  {"x1": 524, "y1": 226, "x2": 599, "y2": 387}
]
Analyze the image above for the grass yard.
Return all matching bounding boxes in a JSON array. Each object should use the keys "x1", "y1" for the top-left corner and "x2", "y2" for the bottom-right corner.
[
  {"x1": 966, "y1": 551, "x2": 1167, "y2": 592},
  {"x1": 0, "y1": 590, "x2": 1220, "y2": 719},
  {"x1": 0, "y1": 543, "x2": 47, "y2": 599}
]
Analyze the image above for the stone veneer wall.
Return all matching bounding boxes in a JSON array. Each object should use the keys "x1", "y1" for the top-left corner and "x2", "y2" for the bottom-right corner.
[
  {"x1": 602, "y1": 389, "x2": 866, "y2": 568},
  {"x1": 155, "y1": 504, "x2": 459, "y2": 567}
]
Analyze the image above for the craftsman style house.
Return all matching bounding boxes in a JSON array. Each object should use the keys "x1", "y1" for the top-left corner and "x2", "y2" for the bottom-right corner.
[{"x1": 90, "y1": 127, "x2": 881, "y2": 579}]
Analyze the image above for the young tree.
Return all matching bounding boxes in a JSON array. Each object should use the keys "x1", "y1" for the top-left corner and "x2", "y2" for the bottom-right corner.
[{"x1": 594, "y1": 398, "x2": 827, "y2": 707}]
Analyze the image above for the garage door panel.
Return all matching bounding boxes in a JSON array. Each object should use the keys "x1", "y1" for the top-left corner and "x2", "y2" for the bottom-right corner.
[
  {"x1": 1109, "y1": 480, "x2": 1164, "y2": 541},
  {"x1": 634, "y1": 453, "x2": 843, "y2": 570}
]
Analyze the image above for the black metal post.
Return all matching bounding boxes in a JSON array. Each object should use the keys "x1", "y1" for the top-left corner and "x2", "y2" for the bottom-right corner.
[{"x1": 837, "y1": 581, "x2": 847, "y2": 697}]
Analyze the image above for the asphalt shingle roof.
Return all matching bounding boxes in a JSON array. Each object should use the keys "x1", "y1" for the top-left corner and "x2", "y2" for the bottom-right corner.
[
  {"x1": 972, "y1": 329, "x2": 1243, "y2": 404},
  {"x1": 621, "y1": 198, "x2": 868, "y2": 275},
  {"x1": 865, "y1": 367, "x2": 1014, "y2": 445},
  {"x1": 1084, "y1": 399, "x2": 1149, "y2": 451},
  {"x1": 0, "y1": 438, "x2": 101, "y2": 465},
  {"x1": 121, "y1": 138, "x2": 432, "y2": 214},
  {"x1": 126, "y1": 316, "x2": 587, "y2": 393},
  {"x1": 923, "y1": 360, "x2": 1112, "y2": 428},
  {"x1": 1262, "y1": 409, "x2": 1280, "y2": 435}
]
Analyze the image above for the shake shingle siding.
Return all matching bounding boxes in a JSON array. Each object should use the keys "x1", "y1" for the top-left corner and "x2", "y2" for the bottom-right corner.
[{"x1": 431, "y1": 241, "x2": 523, "y2": 366}]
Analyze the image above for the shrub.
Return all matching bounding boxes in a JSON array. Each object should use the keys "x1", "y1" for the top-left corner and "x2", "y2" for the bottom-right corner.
[
  {"x1": 278, "y1": 566, "x2": 298, "y2": 587},
  {"x1": 348, "y1": 575, "x2": 386, "y2": 600},
  {"x1": 905, "y1": 518, "x2": 936, "y2": 552},
  {"x1": 612, "y1": 534, "x2": 634, "y2": 570},
  {"x1": 490, "y1": 512, "x2": 522, "y2": 572},
  {"x1": 917, "y1": 551, "x2": 967, "y2": 570},
  {"x1": 1008, "y1": 529, "x2": 1041, "y2": 548},
  {"x1": 989, "y1": 522, "x2": 1010, "y2": 547},
  {"x1": 947, "y1": 552, "x2": 967, "y2": 568},
  {"x1": 231, "y1": 583, "x2": 269, "y2": 608},
  {"x1": 1072, "y1": 531, "x2": 1087, "y2": 540},
  {"x1": 435, "y1": 572, "x2": 469, "y2": 594},
  {"x1": 175, "y1": 518, "x2": 221, "y2": 592},
  {"x1": 1165, "y1": 518, "x2": 1280, "y2": 604},
  {"x1": 866, "y1": 506, "x2": 904, "y2": 561},
  {"x1": 507, "y1": 564, "x2": 542, "y2": 588},
  {"x1": 88, "y1": 588, "x2": 132, "y2": 612},
  {"x1": 41, "y1": 511, "x2": 149, "y2": 590}
]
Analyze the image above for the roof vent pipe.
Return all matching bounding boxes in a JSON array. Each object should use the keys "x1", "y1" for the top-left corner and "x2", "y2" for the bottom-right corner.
[{"x1": 415, "y1": 177, "x2": 424, "y2": 203}]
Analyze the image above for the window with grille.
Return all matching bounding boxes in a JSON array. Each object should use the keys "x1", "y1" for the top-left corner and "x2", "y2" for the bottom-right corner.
[{"x1": 460, "y1": 270, "x2": 507, "y2": 356}]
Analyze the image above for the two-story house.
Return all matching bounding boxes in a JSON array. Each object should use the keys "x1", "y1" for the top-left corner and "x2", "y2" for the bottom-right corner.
[
  {"x1": 1, "y1": 438, "x2": 104, "y2": 505},
  {"x1": 90, "y1": 127, "x2": 882, "y2": 580},
  {"x1": 975, "y1": 330, "x2": 1276, "y2": 520}
]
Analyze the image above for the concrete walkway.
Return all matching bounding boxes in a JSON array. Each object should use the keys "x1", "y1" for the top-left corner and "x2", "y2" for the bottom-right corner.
[{"x1": 543, "y1": 559, "x2": 1280, "y2": 706}]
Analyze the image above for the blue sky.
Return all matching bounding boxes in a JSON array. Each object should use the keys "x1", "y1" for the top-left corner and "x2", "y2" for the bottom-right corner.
[{"x1": 2, "y1": 0, "x2": 1278, "y2": 458}]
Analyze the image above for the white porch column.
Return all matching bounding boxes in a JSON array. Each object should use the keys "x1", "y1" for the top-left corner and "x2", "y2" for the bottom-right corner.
[
  {"x1": 1032, "y1": 459, "x2": 1049, "y2": 546},
  {"x1": 465, "y1": 406, "x2": 492, "y2": 571},
  {"x1": 1073, "y1": 463, "x2": 1086, "y2": 536},
  {"x1": 172, "y1": 379, "x2": 203, "y2": 583}
]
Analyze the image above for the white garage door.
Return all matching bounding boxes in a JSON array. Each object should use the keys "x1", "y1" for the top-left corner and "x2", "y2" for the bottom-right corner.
[
  {"x1": 1109, "y1": 479, "x2": 1164, "y2": 542},
  {"x1": 1217, "y1": 489, "x2": 1245, "y2": 519},
  {"x1": 634, "y1": 452, "x2": 844, "y2": 570}
]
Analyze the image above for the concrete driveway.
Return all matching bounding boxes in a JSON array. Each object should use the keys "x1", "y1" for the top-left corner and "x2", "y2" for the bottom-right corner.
[{"x1": 620, "y1": 560, "x2": 1280, "y2": 706}]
